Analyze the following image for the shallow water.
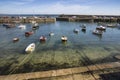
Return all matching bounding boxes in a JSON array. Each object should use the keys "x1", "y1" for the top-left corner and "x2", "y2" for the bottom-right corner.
[{"x1": 0, "y1": 21, "x2": 120, "y2": 75}]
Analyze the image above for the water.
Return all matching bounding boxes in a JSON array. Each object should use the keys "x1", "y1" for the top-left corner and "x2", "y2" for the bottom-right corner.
[{"x1": 0, "y1": 21, "x2": 120, "y2": 75}]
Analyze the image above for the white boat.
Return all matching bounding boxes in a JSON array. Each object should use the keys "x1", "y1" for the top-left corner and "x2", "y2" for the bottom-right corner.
[
  {"x1": 96, "y1": 25, "x2": 106, "y2": 30},
  {"x1": 61, "y1": 36, "x2": 67, "y2": 41},
  {"x1": 18, "y1": 24, "x2": 26, "y2": 29},
  {"x1": 49, "y1": 32, "x2": 54, "y2": 36},
  {"x1": 25, "y1": 43, "x2": 35, "y2": 53},
  {"x1": 32, "y1": 23, "x2": 39, "y2": 29},
  {"x1": 107, "y1": 24, "x2": 116, "y2": 27},
  {"x1": 92, "y1": 30, "x2": 103, "y2": 35},
  {"x1": 13, "y1": 37, "x2": 19, "y2": 42},
  {"x1": 74, "y1": 28, "x2": 79, "y2": 33}
]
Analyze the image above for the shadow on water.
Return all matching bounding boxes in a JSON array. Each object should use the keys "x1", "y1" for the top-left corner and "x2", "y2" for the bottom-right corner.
[{"x1": 100, "y1": 72, "x2": 120, "y2": 80}]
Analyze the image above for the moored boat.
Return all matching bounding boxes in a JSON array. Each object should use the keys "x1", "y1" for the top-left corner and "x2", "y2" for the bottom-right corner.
[
  {"x1": 3, "y1": 23, "x2": 15, "y2": 28},
  {"x1": 32, "y1": 23, "x2": 39, "y2": 29},
  {"x1": 25, "y1": 31, "x2": 34, "y2": 36},
  {"x1": 74, "y1": 28, "x2": 79, "y2": 33},
  {"x1": 49, "y1": 32, "x2": 54, "y2": 36},
  {"x1": 40, "y1": 36, "x2": 47, "y2": 42},
  {"x1": 96, "y1": 25, "x2": 106, "y2": 30},
  {"x1": 81, "y1": 26, "x2": 86, "y2": 31},
  {"x1": 107, "y1": 24, "x2": 116, "y2": 28},
  {"x1": 92, "y1": 30, "x2": 103, "y2": 35},
  {"x1": 61, "y1": 36, "x2": 67, "y2": 42},
  {"x1": 25, "y1": 43, "x2": 35, "y2": 53},
  {"x1": 13, "y1": 38, "x2": 19, "y2": 42},
  {"x1": 18, "y1": 24, "x2": 26, "y2": 29}
]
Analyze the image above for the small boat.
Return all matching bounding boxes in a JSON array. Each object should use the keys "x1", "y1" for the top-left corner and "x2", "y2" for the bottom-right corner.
[
  {"x1": 107, "y1": 24, "x2": 116, "y2": 28},
  {"x1": 3, "y1": 23, "x2": 15, "y2": 28},
  {"x1": 18, "y1": 24, "x2": 26, "y2": 29},
  {"x1": 25, "y1": 43, "x2": 35, "y2": 53},
  {"x1": 81, "y1": 26, "x2": 86, "y2": 31},
  {"x1": 96, "y1": 26, "x2": 106, "y2": 30},
  {"x1": 13, "y1": 38, "x2": 19, "y2": 42},
  {"x1": 49, "y1": 32, "x2": 54, "y2": 36},
  {"x1": 92, "y1": 30, "x2": 103, "y2": 35},
  {"x1": 61, "y1": 36, "x2": 67, "y2": 42},
  {"x1": 40, "y1": 36, "x2": 47, "y2": 42},
  {"x1": 32, "y1": 23, "x2": 39, "y2": 29},
  {"x1": 74, "y1": 28, "x2": 79, "y2": 33},
  {"x1": 25, "y1": 31, "x2": 34, "y2": 36}
]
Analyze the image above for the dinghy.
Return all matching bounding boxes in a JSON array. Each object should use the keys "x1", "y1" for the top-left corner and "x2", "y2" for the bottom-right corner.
[{"x1": 25, "y1": 43, "x2": 35, "y2": 53}]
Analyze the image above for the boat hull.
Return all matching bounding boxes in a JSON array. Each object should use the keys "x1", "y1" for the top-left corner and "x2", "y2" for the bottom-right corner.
[{"x1": 25, "y1": 43, "x2": 35, "y2": 53}]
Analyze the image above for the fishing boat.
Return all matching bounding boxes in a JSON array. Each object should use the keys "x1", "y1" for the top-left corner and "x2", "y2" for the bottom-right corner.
[
  {"x1": 40, "y1": 36, "x2": 47, "y2": 42},
  {"x1": 25, "y1": 43, "x2": 35, "y2": 53},
  {"x1": 96, "y1": 26, "x2": 106, "y2": 30},
  {"x1": 61, "y1": 36, "x2": 67, "y2": 42},
  {"x1": 18, "y1": 24, "x2": 26, "y2": 29},
  {"x1": 92, "y1": 30, "x2": 103, "y2": 35},
  {"x1": 13, "y1": 38, "x2": 19, "y2": 42}
]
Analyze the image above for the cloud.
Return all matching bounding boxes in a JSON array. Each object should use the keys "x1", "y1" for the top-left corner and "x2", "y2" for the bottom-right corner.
[{"x1": 22, "y1": 3, "x2": 90, "y2": 14}]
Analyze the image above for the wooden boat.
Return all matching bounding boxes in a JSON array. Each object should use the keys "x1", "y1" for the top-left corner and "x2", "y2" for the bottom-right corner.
[
  {"x1": 49, "y1": 32, "x2": 54, "y2": 36},
  {"x1": 92, "y1": 30, "x2": 102, "y2": 35},
  {"x1": 25, "y1": 43, "x2": 35, "y2": 53},
  {"x1": 13, "y1": 38, "x2": 19, "y2": 42},
  {"x1": 61, "y1": 36, "x2": 67, "y2": 42},
  {"x1": 40, "y1": 36, "x2": 47, "y2": 42},
  {"x1": 96, "y1": 26, "x2": 106, "y2": 30},
  {"x1": 18, "y1": 24, "x2": 26, "y2": 29}
]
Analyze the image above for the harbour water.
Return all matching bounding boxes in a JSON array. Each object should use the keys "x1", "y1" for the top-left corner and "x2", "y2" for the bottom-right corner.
[{"x1": 0, "y1": 21, "x2": 120, "y2": 75}]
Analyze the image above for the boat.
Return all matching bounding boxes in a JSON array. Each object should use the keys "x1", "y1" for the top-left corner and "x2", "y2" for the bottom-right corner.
[
  {"x1": 32, "y1": 23, "x2": 39, "y2": 29},
  {"x1": 107, "y1": 24, "x2": 116, "y2": 28},
  {"x1": 18, "y1": 24, "x2": 26, "y2": 29},
  {"x1": 13, "y1": 38, "x2": 19, "y2": 42},
  {"x1": 25, "y1": 31, "x2": 34, "y2": 36},
  {"x1": 3, "y1": 23, "x2": 15, "y2": 28},
  {"x1": 40, "y1": 36, "x2": 47, "y2": 42},
  {"x1": 49, "y1": 32, "x2": 54, "y2": 36},
  {"x1": 74, "y1": 28, "x2": 79, "y2": 33},
  {"x1": 96, "y1": 26, "x2": 106, "y2": 30},
  {"x1": 92, "y1": 30, "x2": 103, "y2": 35},
  {"x1": 25, "y1": 43, "x2": 35, "y2": 53},
  {"x1": 61, "y1": 36, "x2": 67, "y2": 42},
  {"x1": 81, "y1": 26, "x2": 86, "y2": 31}
]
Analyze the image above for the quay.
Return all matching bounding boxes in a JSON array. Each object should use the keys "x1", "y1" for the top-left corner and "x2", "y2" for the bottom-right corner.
[
  {"x1": 0, "y1": 16, "x2": 56, "y2": 23},
  {"x1": 56, "y1": 15, "x2": 120, "y2": 22},
  {"x1": 0, "y1": 61, "x2": 120, "y2": 80}
]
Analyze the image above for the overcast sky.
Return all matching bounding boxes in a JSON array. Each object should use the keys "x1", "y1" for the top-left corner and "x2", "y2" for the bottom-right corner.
[{"x1": 0, "y1": 0, "x2": 120, "y2": 15}]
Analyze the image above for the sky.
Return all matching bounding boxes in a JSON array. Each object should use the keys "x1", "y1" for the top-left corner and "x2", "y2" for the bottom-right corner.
[{"x1": 0, "y1": 0, "x2": 120, "y2": 15}]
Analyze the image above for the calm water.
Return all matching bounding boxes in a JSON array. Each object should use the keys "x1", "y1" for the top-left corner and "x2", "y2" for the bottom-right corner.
[{"x1": 0, "y1": 21, "x2": 120, "y2": 75}]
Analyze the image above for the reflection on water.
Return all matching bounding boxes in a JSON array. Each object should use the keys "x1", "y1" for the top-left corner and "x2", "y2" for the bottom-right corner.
[{"x1": 0, "y1": 21, "x2": 120, "y2": 75}]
